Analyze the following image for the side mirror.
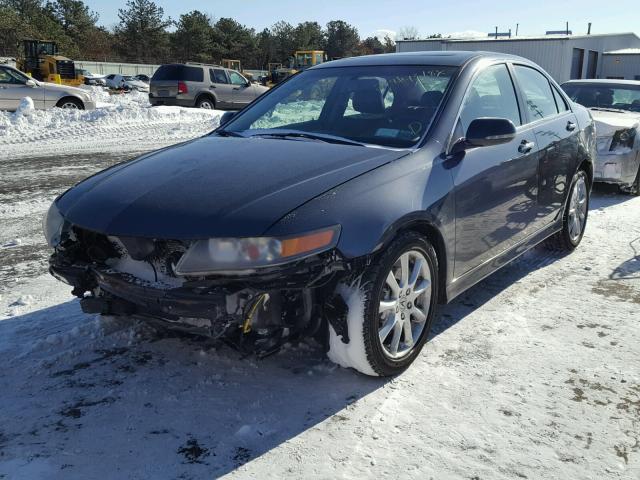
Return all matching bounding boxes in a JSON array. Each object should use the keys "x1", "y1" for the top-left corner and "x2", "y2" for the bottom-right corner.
[
  {"x1": 25, "y1": 79, "x2": 37, "y2": 87},
  {"x1": 465, "y1": 118, "x2": 517, "y2": 148},
  {"x1": 220, "y1": 111, "x2": 237, "y2": 126}
]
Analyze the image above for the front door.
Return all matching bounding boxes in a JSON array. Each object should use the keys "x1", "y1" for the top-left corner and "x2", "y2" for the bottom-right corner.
[
  {"x1": 0, "y1": 67, "x2": 43, "y2": 110},
  {"x1": 209, "y1": 68, "x2": 235, "y2": 109},
  {"x1": 229, "y1": 70, "x2": 255, "y2": 108},
  {"x1": 451, "y1": 63, "x2": 540, "y2": 277}
]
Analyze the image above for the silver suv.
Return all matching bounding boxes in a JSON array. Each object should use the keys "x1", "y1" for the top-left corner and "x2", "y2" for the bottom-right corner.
[{"x1": 149, "y1": 63, "x2": 269, "y2": 110}]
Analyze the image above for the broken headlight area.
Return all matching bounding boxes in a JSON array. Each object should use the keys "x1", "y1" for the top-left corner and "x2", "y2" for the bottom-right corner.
[
  {"x1": 49, "y1": 226, "x2": 349, "y2": 356},
  {"x1": 610, "y1": 127, "x2": 637, "y2": 152}
]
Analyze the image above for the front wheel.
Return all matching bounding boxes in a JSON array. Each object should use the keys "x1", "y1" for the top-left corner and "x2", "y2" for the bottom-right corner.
[
  {"x1": 56, "y1": 98, "x2": 84, "y2": 110},
  {"x1": 544, "y1": 169, "x2": 590, "y2": 251},
  {"x1": 327, "y1": 232, "x2": 439, "y2": 377}
]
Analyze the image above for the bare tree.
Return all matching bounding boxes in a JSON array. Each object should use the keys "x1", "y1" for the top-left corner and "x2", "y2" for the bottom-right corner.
[{"x1": 397, "y1": 25, "x2": 419, "y2": 40}]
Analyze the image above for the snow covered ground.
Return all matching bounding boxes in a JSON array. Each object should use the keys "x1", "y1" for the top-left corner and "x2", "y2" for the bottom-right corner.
[
  {"x1": 1, "y1": 134, "x2": 639, "y2": 477},
  {"x1": 0, "y1": 87, "x2": 222, "y2": 159}
]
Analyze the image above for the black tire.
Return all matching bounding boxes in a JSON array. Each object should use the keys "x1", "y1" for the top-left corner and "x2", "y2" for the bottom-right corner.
[
  {"x1": 544, "y1": 169, "x2": 590, "y2": 251},
  {"x1": 631, "y1": 166, "x2": 640, "y2": 197},
  {"x1": 329, "y1": 231, "x2": 439, "y2": 377},
  {"x1": 195, "y1": 95, "x2": 215, "y2": 109},
  {"x1": 56, "y1": 97, "x2": 84, "y2": 110}
]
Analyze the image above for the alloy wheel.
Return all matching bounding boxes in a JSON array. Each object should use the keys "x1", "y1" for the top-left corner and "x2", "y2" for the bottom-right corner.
[
  {"x1": 568, "y1": 175, "x2": 588, "y2": 242},
  {"x1": 60, "y1": 102, "x2": 80, "y2": 109},
  {"x1": 378, "y1": 250, "x2": 432, "y2": 359}
]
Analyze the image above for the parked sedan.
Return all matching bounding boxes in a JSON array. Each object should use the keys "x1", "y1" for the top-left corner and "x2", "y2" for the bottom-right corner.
[
  {"x1": 104, "y1": 74, "x2": 150, "y2": 92},
  {"x1": 562, "y1": 79, "x2": 640, "y2": 195},
  {"x1": 76, "y1": 68, "x2": 106, "y2": 86},
  {"x1": 0, "y1": 64, "x2": 95, "y2": 110},
  {"x1": 45, "y1": 52, "x2": 595, "y2": 376}
]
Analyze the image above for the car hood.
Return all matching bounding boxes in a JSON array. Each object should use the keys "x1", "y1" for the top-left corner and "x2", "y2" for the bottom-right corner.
[
  {"x1": 590, "y1": 109, "x2": 640, "y2": 137},
  {"x1": 57, "y1": 135, "x2": 409, "y2": 239}
]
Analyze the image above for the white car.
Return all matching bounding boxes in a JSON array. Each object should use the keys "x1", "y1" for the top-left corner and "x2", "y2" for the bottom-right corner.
[
  {"x1": 562, "y1": 79, "x2": 640, "y2": 195},
  {"x1": 104, "y1": 74, "x2": 150, "y2": 92},
  {"x1": 77, "y1": 68, "x2": 106, "y2": 86},
  {"x1": 0, "y1": 64, "x2": 96, "y2": 111}
]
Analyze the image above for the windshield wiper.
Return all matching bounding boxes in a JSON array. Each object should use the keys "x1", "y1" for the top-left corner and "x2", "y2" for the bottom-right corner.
[
  {"x1": 590, "y1": 107, "x2": 628, "y2": 113},
  {"x1": 249, "y1": 131, "x2": 366, "y2": 147},
  {"x1": 215, "y1": 130, "x2": 245, "y2": 138}
]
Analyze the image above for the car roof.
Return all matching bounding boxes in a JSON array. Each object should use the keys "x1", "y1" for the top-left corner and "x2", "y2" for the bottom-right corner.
[
  {"x1": 312, "y1": 50, "x2": 527, "y2": 69},
  {"x1": 562, "y1": 79, "x2": 640, "y2": 86}
]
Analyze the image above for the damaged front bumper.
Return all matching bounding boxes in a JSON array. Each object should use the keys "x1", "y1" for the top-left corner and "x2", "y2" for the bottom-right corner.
[
  {"x1": 594, "y1": 142, "x2": 640, "y2": 188},
  {"x1": 50, "y1": 248, "x2": 348, "y2": 341}
]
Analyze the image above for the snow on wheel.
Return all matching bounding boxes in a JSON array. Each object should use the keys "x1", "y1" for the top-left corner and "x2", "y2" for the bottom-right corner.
[{"x1": 328, "y1": 232, "x2": 438, "y2": 377}]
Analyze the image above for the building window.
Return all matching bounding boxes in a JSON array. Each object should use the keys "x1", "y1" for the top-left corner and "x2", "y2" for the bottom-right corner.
[
  {"x1": 635, "y1": 75, "x2": 640, "y2": 81},
  {"x1": 586, "y1": 50, "x2": 598, "y2": 79},
  {"x1": 571, "y1": 48, "x2": 584, "y2": 79}
]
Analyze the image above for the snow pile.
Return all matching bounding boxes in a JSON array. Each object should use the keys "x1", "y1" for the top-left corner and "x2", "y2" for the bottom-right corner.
[
  {"x1": 15, "y1": 96, "x2": 35, "y2": 115},
  {"x1": 327, "y1": 281, "x2": 378, "y2": 376},
  {"x1": 0, "y1": 89, "x2": 224, "y2": 159}
]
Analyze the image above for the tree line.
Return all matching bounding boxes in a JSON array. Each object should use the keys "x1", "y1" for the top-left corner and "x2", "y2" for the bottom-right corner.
[{"x1": 0, "y1": 0, "x2": 397, "y2": 68}]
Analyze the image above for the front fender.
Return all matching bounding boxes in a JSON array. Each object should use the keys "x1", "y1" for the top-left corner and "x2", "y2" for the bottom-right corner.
[{"x1": 264, "y1": 146, "x2": 456, "y2": 278}]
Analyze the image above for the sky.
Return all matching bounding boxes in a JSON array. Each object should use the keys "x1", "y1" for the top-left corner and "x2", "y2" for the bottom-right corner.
[{"x1": 85, "y1": 0, "x2": 638, "y2": 40}]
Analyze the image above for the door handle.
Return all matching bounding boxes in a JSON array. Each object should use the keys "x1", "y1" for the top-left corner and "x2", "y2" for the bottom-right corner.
[
  {"x1": 518, "y1": 140, "x2": 535, "y2": 154},
  {"x1": 209, "y1": 85, "x2": 216, "y2": 88},
  {"x1": 566, "y1": 121, "x2": 577, "y2": 131}
]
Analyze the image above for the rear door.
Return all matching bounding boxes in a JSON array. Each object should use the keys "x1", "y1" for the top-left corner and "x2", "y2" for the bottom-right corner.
[
  {"x1": 229, "y1": 70, "x2": 255, "y2": 108},
  {"x1": 511, "y1": 64, "x2": 580, "y2": 226},
  {"x1": 209, "y1": 68, "x2": 234, "y2": 108},
  {"x1": 451, "y1": 63, "x2": 541, "y2": 277}
]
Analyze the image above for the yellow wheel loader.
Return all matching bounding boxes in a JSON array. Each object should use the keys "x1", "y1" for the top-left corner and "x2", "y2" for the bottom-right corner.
[{"x1": 18, "y1": 40, "x2": 84, "y2": 87}]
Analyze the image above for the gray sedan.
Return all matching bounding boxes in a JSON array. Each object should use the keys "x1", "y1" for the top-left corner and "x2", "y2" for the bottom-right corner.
[{"x1": 0, "y1": 65, "x2": 96, "y2": 111}]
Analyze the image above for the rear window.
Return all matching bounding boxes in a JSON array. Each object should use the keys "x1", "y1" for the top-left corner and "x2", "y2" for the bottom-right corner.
[{"x1": 152, "y1": 65, "x2": 203, "y2": 82}]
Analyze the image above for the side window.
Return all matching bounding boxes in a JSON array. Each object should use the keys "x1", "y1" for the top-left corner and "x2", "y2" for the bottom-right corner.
[
  {"x1": 459, "y1": 64, "x2": 521, "y2": 133},
  {"x1": 0, "y1": 68, "x2": 13, "y2": 84},
  {"x1": 229, "y1": 71, "x2": 246, "y2": 85},
  {"x1": 0, "y1": 68, "x2": 23, "y2": 84},
  {"x1": 513, "y1": 65, "x2": 559, "y2": 121},
  {"x1": 210, "y1": 69, "x2": 228, "y2": 84},
  {"x1": 552, "y1": 85, "x2": 570, "y2": 112}
]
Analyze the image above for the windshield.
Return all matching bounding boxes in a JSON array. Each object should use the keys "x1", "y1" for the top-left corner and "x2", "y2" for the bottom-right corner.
[
  {"x1": 222, "y1": 65, "x2": 458, "y2": 148},
  {"x1": 562, "y1": 83, "x2": 640, "y2": 112}
]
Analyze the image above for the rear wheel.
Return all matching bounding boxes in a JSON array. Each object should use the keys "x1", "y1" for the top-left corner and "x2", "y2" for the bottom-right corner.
[
  {"x1": 328, "y1": 232, "x2": 439, "y2": 376},
  {"x1": 56, "y1": 98, "x2": 84, "y2": 110},
  {"x1": 196, "y1": 96, "x2": 215, "y2": 109},
  {"x1": 544, "y1": 169, "x2": 589, "y2": 251},
  {"x1": 631, "y1": 166, "x2": 640, "y2": 196}
]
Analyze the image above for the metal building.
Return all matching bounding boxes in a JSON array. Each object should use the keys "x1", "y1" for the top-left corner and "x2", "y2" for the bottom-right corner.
[
  {"x1": 602, "y1": 48, "x2": 640, "y2": 80},
  {"x1": 396, "y1": 32, "x2": 640, "y2": 82}
]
